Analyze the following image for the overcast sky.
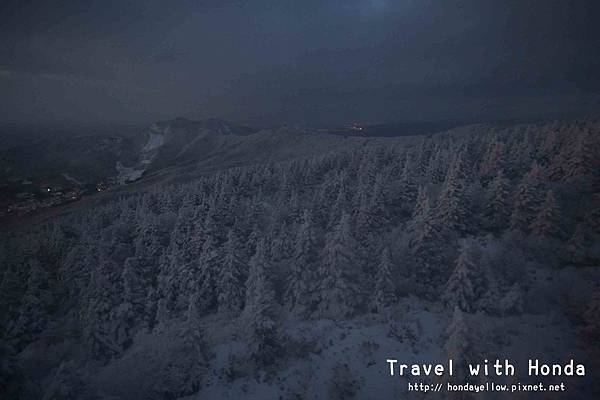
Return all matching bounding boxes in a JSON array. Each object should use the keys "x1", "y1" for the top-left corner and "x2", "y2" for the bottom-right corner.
[{"x1": 1, "y1": 0, "x2": 599, "y2": 127}]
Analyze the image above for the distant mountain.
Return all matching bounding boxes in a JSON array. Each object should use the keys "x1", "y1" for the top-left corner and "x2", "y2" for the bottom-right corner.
[
  {"x1": 124, "y1": 120, "x2": 381, "y2": 186},
  {"x1": 0, "y1": 118, "x2": 377, "y2": 189}
]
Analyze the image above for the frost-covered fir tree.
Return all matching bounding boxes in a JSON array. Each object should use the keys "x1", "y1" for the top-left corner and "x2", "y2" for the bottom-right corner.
[
  {"x1": 184, "y1": 293, "x2": 212, "y2": 365},
  {"x1": 217, "y1": 230, "x2": 246, "y2": 315},
  {"x1": 11, "y1": 259, "x2": 53, "y2": 339},
  {"x1": 61, "y1": 243, "x2": 92, "y2": 298},
  {"x1": 319, "y1": 213, "x2": 363, "y2": 318},
  {"x1": 498, "y1": 283, "x2": 524, "y2": 316},
  {"x1": 195, "y1": 235, "x2": 221, "y2": 314},
  {"x1": 510, "y1": 161, "x2": 545, "y2": 231},
  {"x1": 368, "y1": 172, "x2": 389, "y2": 230},
  {"x1": 480, "y1": 136, "x2": 505, "y2": 180},
  {"x1": 110, "y1": 267, "x2": 140, "y2": 350},
  {"x1": 442, "y1": 241, "x2": 484, "y2": 312},
  {"x1": 436, "y1": 153, "x2": 471, "y2": 233},
  {"x1": 426, "y1": 146, "x2": 448, "y2": 184},
  {"x1": 444, "y1": 307, "x2": 472, "y2": 379},
  {"x1": 285, "y1": 209, "x2": 319, "y2": 315},
  {"x1": 556, "y1": 127, "x2": 598, "y2": 181},
  {"x1": 155, "y1": 297, "x2": 170, "y2": 328},
  {"x1": 152, "y1": 293, "x2": 211, "y2": 399},
  {"x1": 243, "y1": 239, "x2": 280, "y2": 366},
  {"x1": 567, "y1": 223, "x2": 587, "y2": 265},
  {"x1": 483, "y1": 170, "x2": 511, "y2": 232},
  {"x1": 328, "y1": 186, "x2": 350, "y2": 229},
  {"x1": 530, "y1": 190, "x2": 561, "y2": 237},
  {"x1": 353, "y1": 186, "x2": 372, "y2": 238},
  {"x1": 415, "y1": 138, "x2": 433, "y2": 177},
  {"x1": 244, "y1": 224, "x2": 260, "y2": 262},
  {"x1": 408, "y1": 186, "x2": 430, "y2": 231},
  {"x1": 80, "y1": 267, "x2": 122, "y2": 359},
  {"x1": 120, "y1": 257, "x2": 147, "y2": 327},
  {"x1": 371, "y1": 247, "x2": 398, "y2": 312},
  {"x1": 408, "y1": 189, "x2": 446, "y2": 292},
  {"x1": 397, "y1": 153, "x2": 418, "y2": 209}
]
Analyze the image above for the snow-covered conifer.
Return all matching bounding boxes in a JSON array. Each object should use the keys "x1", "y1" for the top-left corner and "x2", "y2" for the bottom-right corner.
[
  {"x1": 243, "y1": 239, "x2": 280, "y2": 365},
  {"x1": 319, "y1": 213, "x2": 363, "y2": 318},
  {"x1": 444, "y1": 307, "x2": 472, "y2": 375},
  {"x1": 11, "y1": 259, "x2": 53, "y2": 338},
  {"x1": 80, "y1": 267, "x2": 121, "y2": 359},
  {"x1": 530, "y1": 190, "x2": 561, "y2": 237},
  {"x1": 217, "y1": 230, "x2": 246, "y2": 314},
  {"x1": 567, "y1": 223, "x2": 587, "y2": 264},
  {"x1": 442, "y1": 241, "x2": 484, "y2": 312},
  {"x1": 510, "y1": 161, "x2": 545, "y2": 231},
  {"x1": 372, "y1": 247, "x2": 398, "y2": 312},
  {"x1": 498, "y1": 283, "x2": 524, "y2": 316},
  {"x1": 195, "y1": 236, "x2": 221, "y2": 314},
  {"x1": 483, "y1": 170, "x2": 511, "y2": 232},
  {"x1": 480, "y1": 137, "x2": 505, "y2": 180},
  {"x1": 285, "y1": 209, "x2": 319, "y2": 315},
  {"x1": 436, "y1": 153, "x2": 471, "y2": 233},
  {"x1": 408, "y1": 186, "x2": 431, "y2": 230}
]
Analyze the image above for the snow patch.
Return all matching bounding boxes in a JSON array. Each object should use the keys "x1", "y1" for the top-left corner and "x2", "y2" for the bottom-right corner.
[
  {"x1": 139, "y1": 126, "x2": 167, "y2": 166},
  {"x1": 142, "y1": 131, "x2": 165, "y2": 153},
  {"x1": 116, "y1": 161, "x2": 145, "y2": 184}
]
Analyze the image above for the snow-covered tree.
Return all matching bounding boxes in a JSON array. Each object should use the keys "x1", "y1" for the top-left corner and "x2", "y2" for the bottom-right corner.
[
  {"x1": 328, "y1": 186, "x2": 350, "y2": 229},
  {"x1": 368, "y1": 172, "x2": 389, "y2": 230},
  {"x1": 11, "y1": 259, "x2": 53, "y2": 339},
  {"x1": 372, "y1": 247, "x2": 398, "y2": 312},
  {"x1": 155, "y1": 297, "x2": 170, "y2": 328},
  {"x1": 530, "y1": 190, "x2": 561, "y2": 237},
  {"x1": 120, "y1": 257, "x2": 147, "y2": 324},
  {"x1": 195, "y1": 235, "x2": 221, "y2": 314},
  {"x1": 408, "y1": 192, "x2": 445, "y2": 292},
  {"x1": 217, "y1": 230, "x2": 246, "y2": 315},
  {"x1": 319, "y1": 213, "x2": 363, "y2": 318},
  {"x1": 483, "y1": 170, "x2": 511, "y2": 232},
  {"x1": 184, "y1": 292, "x2": 212, "y2": 364},
  {"x1": 80, "y1": 266, "x2": 122, "y2": 359},
  {"x1": 442, "y1": 241, "x2": 484, "y2": 312},
  {"x1": 444, "y1": 307, "x2": 472, "y2": 378},
  {"x1": 555, "y1": 127, "x2": 598, "y2": 181},
  {"x1": 510, "y1": 162, "x2": 545, "y2": 231},
  {"x1": 426, "y1": 146, "x2": 448, "y2": 184},
  {"x1": 408, "y1": 186, "x2": 431, "y2": 231},
  {"x1": 498, "y1": 283, "x2": 524, "y2": 316},
  {"x1": 567, "y1": 223, "x2": 587, "y2": 265},
  {"x1": 243, "y1": 239, "x2": 280, "y2": 365},
  {"x1": 152, "y1": 293, "x2": 211, "y2": 399},
  {"x1": 285, "y1": 209, "x2": 319, "y2": 315},
  {"x1": 436, "y1": 153, "x2": 471, "y2": 233},
  {"x1": 480, "y1": 137, "x2": 506, "y2": 180}
]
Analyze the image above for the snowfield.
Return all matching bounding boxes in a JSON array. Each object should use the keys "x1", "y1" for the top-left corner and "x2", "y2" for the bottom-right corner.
[{"x1": 1, "y1": 119, "x2": 599, "y2": 399}]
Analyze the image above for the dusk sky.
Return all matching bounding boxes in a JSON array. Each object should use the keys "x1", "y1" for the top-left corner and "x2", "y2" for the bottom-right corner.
[{"x1": 1, "y1": 0, "x2": 599, "y2": 126}]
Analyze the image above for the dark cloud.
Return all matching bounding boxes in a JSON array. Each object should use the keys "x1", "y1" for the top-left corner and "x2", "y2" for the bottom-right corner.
[{"x1": 1, "y1": 0, "x2": 599, "y2": 126}]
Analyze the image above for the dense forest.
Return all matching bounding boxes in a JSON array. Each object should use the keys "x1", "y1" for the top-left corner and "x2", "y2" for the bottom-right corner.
[{"x1": 1, "y1": 120, "x2": 599, "y2": 399}]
